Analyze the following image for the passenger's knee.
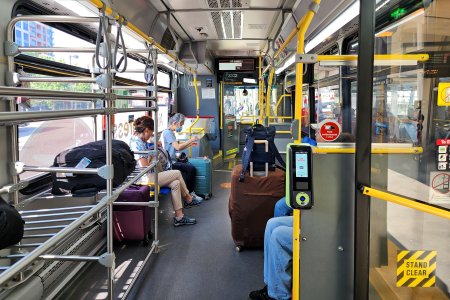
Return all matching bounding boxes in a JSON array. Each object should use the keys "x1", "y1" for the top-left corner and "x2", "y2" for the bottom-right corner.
[
  {"x1": 271, "y1": 226, "x2": 292, "y2": 247},
  {"x1": 170, "y1": 179, "x2": 180, "y2": 190}
]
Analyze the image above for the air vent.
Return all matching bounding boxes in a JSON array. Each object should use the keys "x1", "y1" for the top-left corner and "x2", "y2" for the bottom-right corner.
[
  {"x1": 161, "y1": 28, "x2": 176, "y2": 50},
  {"x1": 248, "y1": 24, "x2": 266, "y2": 30},
  {"x1": 207, "y1": 0, "x2": 243, "y2": 39}
]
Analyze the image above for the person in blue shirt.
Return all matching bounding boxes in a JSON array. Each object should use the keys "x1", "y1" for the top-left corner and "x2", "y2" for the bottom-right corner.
[
  {"x1": 162, "y1": 113, "x2": 203, "y2": 200},
  {"x1": 130, "y1": 116, "x2": 201, "y2": 227}
]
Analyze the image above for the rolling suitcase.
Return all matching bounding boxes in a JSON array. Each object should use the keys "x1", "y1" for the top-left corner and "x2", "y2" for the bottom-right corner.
[
  {"x1": 113, "y1": 185, "x2": 152, "y2": 244},
  {"x1": 189, "y1": 157, "x2": 213, "y2": 199},
  {"x1": 229, "y1": 164, "x2": 285, "y2": 250}
]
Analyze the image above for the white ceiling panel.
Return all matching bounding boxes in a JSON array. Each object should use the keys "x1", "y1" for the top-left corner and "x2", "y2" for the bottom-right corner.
[
  {"x1": 242, "y1": 11, "x2": 277, "y2": 38},
  {"x1": 249, "y1": 0, "x2": 283, "y2": 8},
  {"x1": 174, "y1": 11, "x2": 219, "y2": 39},
  {"x1": 165, "y1": 0, "x2": 207, "y2": 10},
  {"x1": 208, "y1": 40, "x2": 267, "y2": 54}
]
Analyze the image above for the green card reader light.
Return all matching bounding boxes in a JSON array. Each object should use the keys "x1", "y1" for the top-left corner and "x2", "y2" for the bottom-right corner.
[{"x1": 286, "y1": 143, "x2": 313, "y2": 209}]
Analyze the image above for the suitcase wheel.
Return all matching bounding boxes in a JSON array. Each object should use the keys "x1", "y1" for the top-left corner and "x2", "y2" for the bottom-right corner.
[
  {"x1": 143, "y1": 232, "x2": 152, "y2": 247},
  {"x1": 235, "y1": 245, "x2": 243, "y2": 252}
]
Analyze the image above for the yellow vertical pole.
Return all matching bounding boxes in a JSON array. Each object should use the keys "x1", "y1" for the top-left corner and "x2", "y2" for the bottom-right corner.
[
  {"x1": 258, "y1": 52, "x2": 263, "y2": 123},
  {"x1": 266, "y1": 68, "x2": 275, "y2": 121},
  {"x1": 220, "y1": 81, "x2": 223, "y2": 130},
  {"x1": 292, "y1": 2, "x2": 320, "y2": 300}
]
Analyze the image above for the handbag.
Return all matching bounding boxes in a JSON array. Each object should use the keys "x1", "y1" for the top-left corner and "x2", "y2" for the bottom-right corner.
[{"x1": 176, "y1": 152, "x2": 189, "y2": 164}]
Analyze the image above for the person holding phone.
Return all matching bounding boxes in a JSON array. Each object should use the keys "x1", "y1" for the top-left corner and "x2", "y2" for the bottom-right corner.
[
  {"x1": 130, "y1": 116, "x2": 201, "y2": 227},
  {"x1": 162, "y1": 113, "x2": 203, "y2": 201}
]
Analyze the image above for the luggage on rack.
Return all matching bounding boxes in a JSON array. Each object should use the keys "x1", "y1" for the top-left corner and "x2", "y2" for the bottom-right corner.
[
  {"x1": 229, "y1": 164, "x2": 285, "y2": 249},
  {"x1": 240, "y1": 122, "x2": 285, "y2": 182},
  {"x1": 189, "y1": 157, "x2": 213, "y2": 199},
  {"x1": 51, "y1": 140, "x2": 136, "y2": 195},
  {"x1": 0, "y1": 196, "x2": 24, "y2": 250},
  {"x1": 113, "y1": 185, "x2": 152, "y2": 244}
]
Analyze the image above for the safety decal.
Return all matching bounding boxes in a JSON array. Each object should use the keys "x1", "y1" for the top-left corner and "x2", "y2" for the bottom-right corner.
[
  {"x1": 397, "y1": 250, "x2": 437, "y2": 287},
  {"x1": 429, "y1": 172, "x2": 450, "y2": 204},
  {"x1": 437, "y1": 83, "x2": 450, "y2": 106}
]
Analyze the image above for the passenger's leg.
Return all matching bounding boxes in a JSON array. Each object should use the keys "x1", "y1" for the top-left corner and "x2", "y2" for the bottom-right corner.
[
  {"x1": 274, "y1": 197, "x2": 293, "y2": 217},
  {"x1": 172, "y1": 162, "x2": 196, "y2": 193},
  {"x1": 264, "y1": 216, "x2": 293, "y2": 285},
  {"x1": 157, "y1": 170, "x2": 190, "y2": 199},
  {"x1": 266, "y1": 225, "x2": 293, "y2": 300},
  {"x1": 151, "y1": 171, "x2": 184, "y2": 218}
]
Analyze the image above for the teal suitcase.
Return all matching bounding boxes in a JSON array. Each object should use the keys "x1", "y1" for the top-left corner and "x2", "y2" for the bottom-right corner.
[{"x1": 189, "y1": 158, "x2": 213, "y2": 199}]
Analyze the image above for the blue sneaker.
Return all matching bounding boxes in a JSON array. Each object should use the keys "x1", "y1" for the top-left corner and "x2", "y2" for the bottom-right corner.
[
  {"x1": 183, "y1": 197, "x2": 203, "y2": 209},
  {"x1": 173, "y1": 215, "x2": 197, "y2": 227}
]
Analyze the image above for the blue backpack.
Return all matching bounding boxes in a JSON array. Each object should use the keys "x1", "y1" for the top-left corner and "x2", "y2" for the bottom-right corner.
[{"x1": 240, "y1": 122, "x2": 286, "y2": 181}]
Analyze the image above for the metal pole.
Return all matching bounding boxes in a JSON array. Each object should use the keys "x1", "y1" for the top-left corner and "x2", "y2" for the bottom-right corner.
[
  {"x1": 104, "y1": 49, "x2": 115, "y2": 300},
  {"x1": 18, "y1": 47, "x2": 149, "y2": 54},
  {"x1": 18, "y1": 76, "x2": 96, "y2": 83},
  {"x1": 0, "y1": 87, "x2": 105, "y2": 99},
  {"x1": 152, "y1": 49, "x2": 159, "y2": 247},
  {"x1": 354, "y1": 0, "x2": 375, "y2": 299}
]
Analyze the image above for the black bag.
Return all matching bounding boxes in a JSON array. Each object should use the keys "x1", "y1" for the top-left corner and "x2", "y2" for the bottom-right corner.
[
  {"x1": 52, "y1": 140, "x2": 136, "y2": 195},
  {"x1": 240, "y1": 122, "x2": 286, "y2": 182},
  {"x1": 176, "y1": 152, "x2": 189, "y2": 164},
  {"x1": 0, "y1": 196, "x2": 24, "y2": 250}
]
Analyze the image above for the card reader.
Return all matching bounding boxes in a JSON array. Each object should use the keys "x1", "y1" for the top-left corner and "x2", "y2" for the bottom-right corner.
[{"x1": 286, "y1": 143, "x2": 313, "y2": 209}]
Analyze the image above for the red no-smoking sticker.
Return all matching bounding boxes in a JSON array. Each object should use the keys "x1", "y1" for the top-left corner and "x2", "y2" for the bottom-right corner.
[{"x1": 318, "y1": 120, "x2": 341, "y2": 142}]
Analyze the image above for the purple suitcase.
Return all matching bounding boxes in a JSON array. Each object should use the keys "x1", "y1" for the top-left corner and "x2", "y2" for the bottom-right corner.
[{"x1": 113, "y1": 185, "x2": 152, "y2": 243}]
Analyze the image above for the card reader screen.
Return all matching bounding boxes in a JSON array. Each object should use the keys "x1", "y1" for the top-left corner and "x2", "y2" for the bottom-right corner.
[{"x1": 295, "y1": 153, "x2": 308, "y2": 178}]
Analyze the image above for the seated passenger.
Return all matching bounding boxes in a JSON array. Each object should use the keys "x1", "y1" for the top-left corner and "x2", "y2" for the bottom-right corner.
[
  {"x1": 130, "y1": 116, "x2": 202, "y2": 227},
  {"x1": 249, "y1": 215, "x2": 293, "y2": 300},
  {"x1": 250, "y1": 132, "x2": 356, "y2": 299},
  {"x1": 162, "y1": 113, "x2": 202, "y2": 200},
  {"x1": 274, "y1": 197, "x2": 293, "y2": 217}
]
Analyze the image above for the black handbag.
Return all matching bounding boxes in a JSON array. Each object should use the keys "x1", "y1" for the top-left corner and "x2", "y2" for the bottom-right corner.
[{"x1": 176, "y1": 152, "x2": 189, "y2": 164}]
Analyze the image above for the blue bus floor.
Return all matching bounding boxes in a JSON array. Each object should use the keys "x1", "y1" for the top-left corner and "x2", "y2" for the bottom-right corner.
[{"x1": 59, "y1": 169, "x2": 264, "y2": 300}]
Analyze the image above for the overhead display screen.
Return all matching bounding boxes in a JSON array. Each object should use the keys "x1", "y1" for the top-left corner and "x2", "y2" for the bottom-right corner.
[{"x1": 219, "y1": 59, "x2": 255, "y2": 71}]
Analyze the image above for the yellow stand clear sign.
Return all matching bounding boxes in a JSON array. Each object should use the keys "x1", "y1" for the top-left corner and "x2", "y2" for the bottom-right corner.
[{"x1": 397, "y1": 250, "x2": 437, "y2": 287}]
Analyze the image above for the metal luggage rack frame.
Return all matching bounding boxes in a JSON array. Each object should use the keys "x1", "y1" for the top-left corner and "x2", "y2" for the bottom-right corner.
[{"x1": 0, "y1": 12, "x2": 169, "y2": 300}]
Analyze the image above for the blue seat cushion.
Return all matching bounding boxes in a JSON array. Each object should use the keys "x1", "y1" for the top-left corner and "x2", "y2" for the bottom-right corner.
[{"x1": 160, "y1": 187, "x2": 171, "y2": 195}]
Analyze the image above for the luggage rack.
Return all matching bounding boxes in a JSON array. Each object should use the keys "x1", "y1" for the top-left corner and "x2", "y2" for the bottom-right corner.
[
  {"x1": 0, "y1": 162, "x2": 158, "y2": 296},
  {"x1": 0, "y1": 11, "x2": 174, "y2": 300}
]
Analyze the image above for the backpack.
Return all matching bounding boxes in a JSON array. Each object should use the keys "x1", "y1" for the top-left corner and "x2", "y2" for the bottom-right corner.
[
  {"x1": 51, "y1": 140, "x2": 136, "y2": 195},
  {"x1": 156, "y1": 147, "x2": 172, "y2": 172},
  {"x1": 0, "y1": 196, "x2": 24, "y2": 250},
  {"x1": 240, "y1": 122, "x2": 286, "y2": 182}
]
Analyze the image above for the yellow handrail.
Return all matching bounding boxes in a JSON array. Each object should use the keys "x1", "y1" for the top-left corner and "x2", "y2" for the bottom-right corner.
[
  {"x1": 239, "y1": 115, "x2": 258, "y2": 124},
  {"x1": 266, "y1": 68, "x2": 275, "y2": 123},
  {"x1": 272, "y1": 94, "x2": 292, "y2": 118},
  {"x1": 317, "y1": 54, "x2": 429, "y2": 62},
  {"x1": 268, "y1": 116, "x2": 293, "y2": 119},
  {"x1": 361, "y1": 186, "x2": 450, "y2": 221},
  {"x1": 89, "y1": 0, "x2": 196, "y2": 75},
  {"x1": 186, "y1": 74, "x2": 201, "y2": 157},
  {"x1": 293, "y1": 2, "x2": 320, "y2": 300},
  {"x1": 258, "y1": 52, "x2": 264, "y2": 123},
  {"x1": 220, "y1": 81, "x2": 223, "y2": 130},
  {"x1": 312, "y1": 147, "x2": 423, "y2": 154}
]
